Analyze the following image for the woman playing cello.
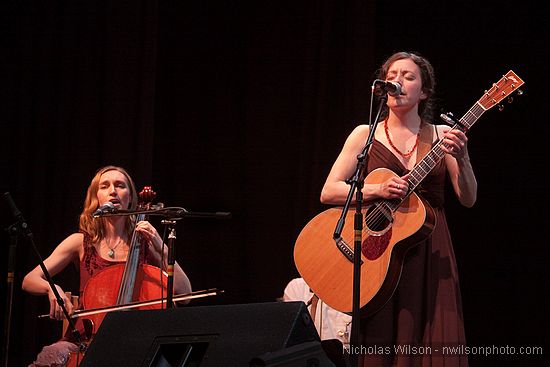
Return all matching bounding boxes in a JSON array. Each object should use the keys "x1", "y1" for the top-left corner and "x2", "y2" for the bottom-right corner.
[{"x1": 22, "y1": 165, "x2": 192, "y2": 367}]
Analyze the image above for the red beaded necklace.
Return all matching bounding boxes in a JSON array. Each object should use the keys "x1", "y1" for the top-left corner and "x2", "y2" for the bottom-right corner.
[{"x1": 384, "y1": 120, "x2": 421, "y2": 158}]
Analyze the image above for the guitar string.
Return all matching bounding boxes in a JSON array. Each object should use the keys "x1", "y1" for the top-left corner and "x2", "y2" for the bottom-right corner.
[
  {"x1": 360, "y1": 138, "x2": 450, "y2": 237},
  {"x1": 358, "y1": 92, "x2": 511, "y2": 239},
  {"x1": 359, "y1": 105, "x2": 478, "y2": 236}
]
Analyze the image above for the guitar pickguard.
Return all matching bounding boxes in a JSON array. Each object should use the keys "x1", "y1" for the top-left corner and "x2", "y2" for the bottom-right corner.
[{"x1": 363, "y1": 228, "x2": 392, "y2": 260}]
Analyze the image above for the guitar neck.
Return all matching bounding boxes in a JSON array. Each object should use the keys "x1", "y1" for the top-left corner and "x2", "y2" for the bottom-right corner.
[
  {"x1": 383, "y1": 70, "x2": 524, "y2": 212},
  {"x1": 405, "y1": 102, "x2": 486, "y2": 201}
]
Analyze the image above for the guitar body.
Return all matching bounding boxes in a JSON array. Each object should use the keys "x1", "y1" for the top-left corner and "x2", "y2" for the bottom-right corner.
[{"x1": 294, "y1": 168, "x2": 436, "y2": 317}]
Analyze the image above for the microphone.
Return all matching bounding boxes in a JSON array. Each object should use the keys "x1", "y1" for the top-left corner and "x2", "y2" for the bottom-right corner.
[
  {"x1": 4, "y1": 192, "x2": 24, "y2": 223},
  {"x1": 92, "y1": 202, "x2": 116, "y2": 217},
  {"x1": 374, "y1": 80, "x2": 402, "y2": 96},
  {"x1": 4, "y1": 192, "x2": 29, "y2": 233}
]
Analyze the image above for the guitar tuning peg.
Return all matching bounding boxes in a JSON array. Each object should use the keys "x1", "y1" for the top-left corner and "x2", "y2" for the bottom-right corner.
[
  {"x1": 516, "y1": 89, "x2": 524, "y2": 96},
  {"x1": 498, "y1": 104, "x2": 505, "y2": 112},
  {"x1": 507, "y1": 96, "x2": 514, "y2": 104}
]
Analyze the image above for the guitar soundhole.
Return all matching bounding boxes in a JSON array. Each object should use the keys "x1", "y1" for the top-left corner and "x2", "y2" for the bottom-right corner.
[{"x1": 364, "y1": 204, "x2": 392, "y2": 232}]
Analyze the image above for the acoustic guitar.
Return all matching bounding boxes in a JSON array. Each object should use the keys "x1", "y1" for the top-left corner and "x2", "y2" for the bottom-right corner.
[{"x1": 294, "y1": 70, "x2": 524, "y2": 317}]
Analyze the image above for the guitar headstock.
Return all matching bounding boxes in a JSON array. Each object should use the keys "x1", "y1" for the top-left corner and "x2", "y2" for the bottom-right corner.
[{"x1": 478, "y1": 70, "x2": 524, "y2": 111}]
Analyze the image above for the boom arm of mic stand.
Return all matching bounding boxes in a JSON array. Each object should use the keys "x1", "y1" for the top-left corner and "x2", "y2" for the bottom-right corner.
[
  {"x1": 333, "y1": 93, "x2": 385, "y2": 240},
  {"x1": 96, "y1": 207, "x2": 232, "y2": 220}
]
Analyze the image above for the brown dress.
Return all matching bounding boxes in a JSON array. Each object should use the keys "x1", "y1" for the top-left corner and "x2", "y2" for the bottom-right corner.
[{"x1": 359, "y1": 138, "x2": 468, "y2": 367}]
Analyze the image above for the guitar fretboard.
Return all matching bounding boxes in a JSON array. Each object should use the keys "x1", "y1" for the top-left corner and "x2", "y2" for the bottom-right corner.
[{"x1": 387, "y1": 102, "x2": 486, "y2": 212}]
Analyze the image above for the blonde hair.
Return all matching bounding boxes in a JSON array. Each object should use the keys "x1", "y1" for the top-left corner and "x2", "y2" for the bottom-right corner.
[{"x1": 79, "y1": 166, "x2": 138, "y2": 244}]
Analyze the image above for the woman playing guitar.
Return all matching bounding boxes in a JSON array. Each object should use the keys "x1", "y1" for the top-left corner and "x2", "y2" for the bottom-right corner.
[{"x1": 305, "y1": 52, "x2": 478, "y2": 366}]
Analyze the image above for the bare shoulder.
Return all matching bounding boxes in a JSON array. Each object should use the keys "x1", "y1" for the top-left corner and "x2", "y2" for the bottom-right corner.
[
  {"x1": 343, "y1": 124, "x2": 371, "y2": 147},
  {"x1": 58, "y1": 233, "x2": 85, "y2": 252},
  {"x1": 350, "y1": 124, "x2": 370, "y2": 137}
]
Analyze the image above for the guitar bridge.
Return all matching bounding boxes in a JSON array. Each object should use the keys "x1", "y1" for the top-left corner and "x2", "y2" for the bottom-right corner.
[{"x1": 335, "y1": 237, "x2": 363, "y2": 265}]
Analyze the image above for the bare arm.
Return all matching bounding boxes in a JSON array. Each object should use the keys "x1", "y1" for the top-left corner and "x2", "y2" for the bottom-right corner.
[
  {"x1": 21, "y1": 233, "x2": 83, "y2": 318},
  {"x1": 320, "y1": 125, "x2": 410, "y2": 205},
  {"x1": 439, "y1": 125, "x2": 478, "y2": 207}
]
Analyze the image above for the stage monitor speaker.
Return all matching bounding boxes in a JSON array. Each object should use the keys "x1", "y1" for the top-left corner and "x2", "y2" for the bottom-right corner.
[{"x1": 79, "y1": 301, "x2": 334, "y2": 367}]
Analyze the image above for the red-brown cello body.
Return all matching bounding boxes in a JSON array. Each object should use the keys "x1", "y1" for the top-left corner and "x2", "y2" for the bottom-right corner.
[
  {"x1": 67, "y1": 187, "x2": 167, "y2": 366},
  {"x1": 80, "y1": 263, "x2": 168, "y2": 331},
  {"x1": 66, "y1": 264, "x2": 168, "y2": 366}
]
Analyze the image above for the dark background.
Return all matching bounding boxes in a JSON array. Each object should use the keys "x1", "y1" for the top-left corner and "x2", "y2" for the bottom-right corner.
[{"x1": 1, "y1": 1, "x2": 547, "y2": 366}]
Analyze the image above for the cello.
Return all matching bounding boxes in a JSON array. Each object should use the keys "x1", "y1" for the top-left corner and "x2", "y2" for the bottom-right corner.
[{"x1": 67, "y1": 186, "x2": 169, "y2": 366}]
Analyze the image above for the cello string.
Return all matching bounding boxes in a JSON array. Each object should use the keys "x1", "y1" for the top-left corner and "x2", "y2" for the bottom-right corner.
[{"x1": 117, "y1": 212, "x2": 145, "y2": 303}]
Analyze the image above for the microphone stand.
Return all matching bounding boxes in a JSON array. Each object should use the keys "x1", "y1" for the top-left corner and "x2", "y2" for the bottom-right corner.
[
  {"x1": 2, "y1": 193, "x2": 87, "y2": 361},
  {"x1": 2, "y1": 193, "x2": 21, "y2": 367},
  {"x1": 98, "y1": 208, "x2": 231, "y2": 309},
  {"x1": 2, "y1": 226, "x2": 17, "y2": 367},
  {"x1": 160, "y1": 220, "x2": 177, "y2": 308},
  {"x1": 332, "y1": 92, "x2": 387, "y2": 367},
  {"x1": 161, "y1": 209, "x2": 230, "y2": 308}
]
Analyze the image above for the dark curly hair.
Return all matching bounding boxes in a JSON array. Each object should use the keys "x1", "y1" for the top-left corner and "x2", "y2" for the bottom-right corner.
[{"x1": 376, "y1": 51, "x2": 436, "y2": 123}]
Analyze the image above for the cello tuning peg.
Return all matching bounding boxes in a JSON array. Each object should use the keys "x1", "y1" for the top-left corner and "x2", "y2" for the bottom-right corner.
[
  {"x1": 138, "y1": 186, "x2": 157, "y2": 208},
  {"x1": 498, "y1": 104, "x2": 505, "y2": 112}
]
